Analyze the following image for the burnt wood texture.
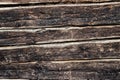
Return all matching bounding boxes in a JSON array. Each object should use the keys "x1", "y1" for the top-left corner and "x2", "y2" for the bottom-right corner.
[{"x1": 0, "y1": 0, "x2": 120, "y2": 79}]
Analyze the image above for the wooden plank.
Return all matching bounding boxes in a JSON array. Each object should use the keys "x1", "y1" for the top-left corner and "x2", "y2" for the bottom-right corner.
[
  {"x1": 0, "y1": 1, "x2": 119, "y2": 80},
  {"x1": 0, "y1": 41, "x2": 119, "y2": 63},
  {"x1": 0, "y1": 70, "x2": 71, "y2": 79},
  {"x1": 0, "y1": 70, "x2": 120, "y2": 79},
  {"x1": 0, "y1": 0, "x2": 119, "y2": 5},
  {"x1": 0, "y1": 3, "x2": 119, "y2": 27},
  {"x1": 0, "y1": 60, "x2": 120, "y2": 79},
  {"x1": 0, "y1": 70, "x2": 101, "y2": 80},
  {"x1": 0, "y1": 26, "x2": 119, "y2": 46},
  {"x1": 1, "y1": 60, "x2": 120, "y2": 72}
]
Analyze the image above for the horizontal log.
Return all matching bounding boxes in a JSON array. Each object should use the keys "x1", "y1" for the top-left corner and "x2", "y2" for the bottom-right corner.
[
  {"x1": 0, "y1": 70, "x2": 120, "y2": 79},
  {"x1": 0, "y1": 0, "x2": 119, "y2": 5},
  {"x1": 0, "y1": 1, "x2": 119, "y2": 80},
  {"x1": 0, "y1": 26, "x2": 119, "y2": 46},
  {"x1": 0, "y1": 70, "x2": 71, "y2": 79},
  {"x1": 1, "y1": 60, "x2": 120, "y2": 79},
  {"x1": 0, "y1": 2, "x2": 119, "y2": 27},
  {"x1": 0, "y1": 70, "x2": 117, "y2": 80},
  {"x1": 0, "y1": 41, "x2": 119, "y2": 63},
  {"x1": 1, "y1": 59, "x2": 120, "y2": 71}
]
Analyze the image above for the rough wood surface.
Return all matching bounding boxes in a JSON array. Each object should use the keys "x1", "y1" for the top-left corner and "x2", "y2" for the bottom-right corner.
[
  {"x1": 0, "y1": 2, "x2": 119, "y2": 27},
  {"x1": 0, "y1": 25, "x2": 119, "y2": 46},
  {"x1": 0, "y1": 42, "x2": 119, "y2": 63},
  {"x1": 0, "y1": 60, "x2": 120, "y2": 79},
  {"x1": 0, "y1": 0, "x2": 119, "y2": 5},
  {"x1": 0, "y1": 1, "x2": 120, "y2": 80}
]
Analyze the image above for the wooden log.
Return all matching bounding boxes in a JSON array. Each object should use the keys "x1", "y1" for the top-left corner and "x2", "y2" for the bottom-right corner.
[
  {"x1": 0, "y1": 2, "x2": 119, "y2": 27},
  {"x1": 0, "y1": 25, "x2": 119, "y2": 46},
  {"x1": 0, "y1": 60, "x2": 120, "y2": 79},
  {"x1": 0, "y1": 0, "x2": 119, "y2": 79},
  {"x1": 0, "y1": 41, "x2": 119, "y2": 63},
  {"x1": 0, "y1": 70, "x2": 101, "y2": 80},
  {"x1": 1, "y1": 60, "x2": 120, "y2": 73},
  {"x1": 0, "y1": 70, "x2": 120, "y2": 79}
]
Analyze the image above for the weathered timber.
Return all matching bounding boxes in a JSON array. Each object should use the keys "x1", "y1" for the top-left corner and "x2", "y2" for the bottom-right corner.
[
  {"x1": 1, "y1": 70, "x2": 120, "y2": 79},
  {"x1": 0, "y1": 41, "x2": 119, "y2": 63},
  {"x1": 0, "y1": 3, "x2": 119, "y2": 27},
  {"x1": 0, "y1": 0, "x2": 119, "y2": 5},
  {"x1": 1, "y1": 60, "x2": 120, "y2": 71},
  {"x1": 0, "y1": 60, "x2": 120, "y2": 79},
  {"x1": 0, "y1": 70, "x2": 120, "y2": 79},
  {"x1": 0, "y1": 26, "x2": 119, "y2": 46},
  {"x1": 0, "y1": 0, "x2": 119, "y2": 79}
]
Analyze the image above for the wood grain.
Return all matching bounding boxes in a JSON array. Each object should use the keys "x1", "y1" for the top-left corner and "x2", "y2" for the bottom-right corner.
[
  {"x1": 0, "y1": 60, "x2": 120, "y2": 79},
  {"x1": 0, "y1": 0, "x2": 119, "y2": 79},
  {"x1": 0, "y1": 0, "x2": 119, "y2": 5},
  {"x1": 0, "y1": 70, "x2": 120, "y2": 79},
  {"x1": 0, "y1": 2, "x2": 119, "y2": 27},
  {"x1": 0, "y1": 41, "x2": 119, "y2": 63},
  {"x1": 0, "y1": 25, "x2": 119, "y2": 46}
]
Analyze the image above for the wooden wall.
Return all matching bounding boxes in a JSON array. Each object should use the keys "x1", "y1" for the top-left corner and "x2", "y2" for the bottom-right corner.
[{"x1": 0, "y1": 0, "x2": 120, "y2": 79}]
